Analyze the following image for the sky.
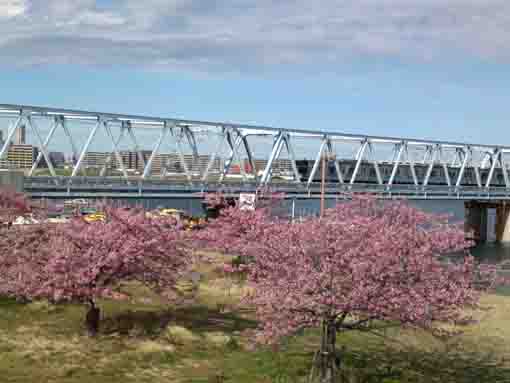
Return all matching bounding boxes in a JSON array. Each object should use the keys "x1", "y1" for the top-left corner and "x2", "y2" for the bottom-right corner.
[{"x1": 1, "y1": 0, "x2": 510, "y2": 147}]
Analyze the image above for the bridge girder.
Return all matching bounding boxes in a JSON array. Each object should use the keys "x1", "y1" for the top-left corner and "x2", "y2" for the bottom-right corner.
[{"x1": 1, "y1": 104, "x2": 510, "y2": 199}]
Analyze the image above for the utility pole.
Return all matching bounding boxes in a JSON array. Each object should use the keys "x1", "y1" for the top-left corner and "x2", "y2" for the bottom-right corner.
[
  {"x1": 320, "y1": 153, "x2": 326, "y2": 218},
  {"x1": 320, "y1": 153, "x2": 336, "y2": 218}
]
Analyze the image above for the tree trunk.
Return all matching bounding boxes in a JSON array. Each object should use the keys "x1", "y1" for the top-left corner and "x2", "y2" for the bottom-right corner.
[
  {"x1": 85, "y1": 300, "x2": 100, "y2": 336},
  {"x1": 309, "y1": 319, "x2": 341, "y2": 383}
]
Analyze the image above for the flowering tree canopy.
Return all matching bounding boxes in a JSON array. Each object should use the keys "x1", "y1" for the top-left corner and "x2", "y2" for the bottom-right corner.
[
  {"x1": 1, "y1": 204, "x2": 194, "y2": 334},
  {"x1": 197, "y1": 189, "x2": 287, "y2": 255},
  {"x1": 0, "y1": 187, "x2": 52, "y2": 297},
  {"x1": 247, "y1": 198, "x2": 485, "y2": 341},
  {"x1": 197, "y1": 195, "x2": 496, "y2": 381},
  {"x1": 0, "y1": 187, "x2": 31, "y2": 224},
  {"x1": 0, "y1": 222, "x2": 57, "y2": 298},
  {"x1": 23, "y1": 206, "x2": 192, "y2": 303}
]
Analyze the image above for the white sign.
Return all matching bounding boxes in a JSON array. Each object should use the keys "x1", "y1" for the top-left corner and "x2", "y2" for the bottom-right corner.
[{"x1": 239, "y1": 193, "x2": 256, "y2": 210}]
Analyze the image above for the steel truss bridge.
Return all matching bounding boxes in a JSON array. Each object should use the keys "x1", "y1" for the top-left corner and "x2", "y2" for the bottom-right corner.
[{"x1": 2, "y1": 103, "x2": 510, "y2": 200}]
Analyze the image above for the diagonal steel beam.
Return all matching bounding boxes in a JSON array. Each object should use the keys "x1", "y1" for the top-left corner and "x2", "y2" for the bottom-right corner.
[
  {"x1": 452, "y1": 147, "x2": 464, "y2": 167},
  {"x1": 355, "y1": 140, "x2": 366, "y2": 161},
  {"x1": 183, "y1": 126, "x2": 199, "y2": 158},
  {"x1": 263, "y1": 133, "x2": 286, "y2": 183},
  {"x1": 499, "y1": 151, "x2": 510, "y2": 188},
  {"x1": 437, "y1": 147, "x2": 451, "y2": 187},
  {"x1": 0, "y1": 115, "x2": 22, "y2": 160},
  {"x1": 230, "y1": 131, "x2": 248, "y2": 182},
  {"x1": 103, "y1": 120, "x2": 129, "y2": 181},
  {"x1": 485, "y1": 149, "x2": 499, "y2": 189},
  {"x1": 220, "y1": 129, "x2": 244, "y2": 183},
  {"x1": 387, "y1": 142, "x2": 405, "y2": 188},
  {"x1": 367, "y1": 142, "x2": 383, "y2": 185},
  {"x1": 29, "y1": 116, "x2": 60, "y2": 176},
  {"x1": 422, "y1": 146, "x2": 431, "y2": 164},
  {"x1": 405, "y1": 144, "x2": 419, "y2": 186},
  {"x1": 423, "y1": 145, "x2": 439, "y2": 187},
  {"x1": 100, "y1": 125, "x2": 126, "y2": 177},
  {"x1": 26, "y1": 115, "x2": 57, "y2": 178},
  {"x1": 307, "y1": 137, "x2": 328, "y2": 188},
  {"x1": 261, "y1": 132, "x2": 284, "y2": 185},
  {"x1": 455, "y1": 147, "x2": 470, "y2": 189},
  {"x1": 142, "y1": 123, "x2": 171, "y2": 179},
  {"x1": 326, "y1": 139, "x2": 344, "y2": 184},
  {"x1": 283, "y1": 133, "x2": 301, "y2": 184},
  {"x1": 183, "y1": 126, "x2": 199, "y2": 176},
  {"x1": 71, "y1": 119, "x2": 100, "y2": 178},
  {"x1": 350, "y1": 140, "x2": 368, "y2": 185},
  {"x1": 202, "y1": 130, "x2": 226, "y2": 183},
  {"x1": 390, "y1": 144, "x2": 400, "y2": 162},
  {"x1": 241, "y1": 134, "x2": 257, "y2": 179},
  {"x1": 173, "y1": 127, "x2": 193, "y2": 184},
  {"x1": 474, "y1": 166, "x2": 482, "y2": 188},
  {"x1": 60, "y1": 116, "x2": 79, "y2": 164}
]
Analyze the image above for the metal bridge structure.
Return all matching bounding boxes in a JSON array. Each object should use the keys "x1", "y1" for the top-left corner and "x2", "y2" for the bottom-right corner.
[{"x1": 2, "y1": 103, "x2": 510, "y2": 200}]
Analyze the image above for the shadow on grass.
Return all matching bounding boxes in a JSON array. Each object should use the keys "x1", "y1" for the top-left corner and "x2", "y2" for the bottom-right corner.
[
  {"x1": 339, "y1": 346, "x2": 510, "y2": 383},
  {"x1": 0, "y1": 297, "x2": 19, "y2": 308},
  {"x1": 100, "y1": 305, "x2": 258, "y2": 336}
]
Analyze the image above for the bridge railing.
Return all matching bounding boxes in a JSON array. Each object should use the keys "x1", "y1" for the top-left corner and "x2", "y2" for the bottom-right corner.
[{"x1": 23, "y1": 176, "x2": 510, "y2": 200}]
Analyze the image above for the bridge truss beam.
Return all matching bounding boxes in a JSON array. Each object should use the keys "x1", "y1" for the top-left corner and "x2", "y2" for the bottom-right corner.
[{"x1": 1, "y1": 104, "x2": 510, "y2": 199}]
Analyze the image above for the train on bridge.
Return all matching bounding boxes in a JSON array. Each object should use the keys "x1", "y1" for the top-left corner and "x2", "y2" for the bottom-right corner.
[{"x1": 296, "y1": 159, "x2": 507, "y2": 187}]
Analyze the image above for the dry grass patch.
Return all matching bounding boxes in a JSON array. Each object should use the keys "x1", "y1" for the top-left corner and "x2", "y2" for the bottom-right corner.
[
  {"x1": 136, "y1": 340, "x2": 176, "y2": 353},
  {"x1": 163, "y1": 325, "x2": 199, "y2": 345},
  {"x1": 25, "y1": 300, "x2": 58, "y2": 313},
  {"x1": 203, "y1": 331, "x2": 232, "y2": 347},
  {"x1": 3, "y1": 327, "x2": 86, "y2": 360}
]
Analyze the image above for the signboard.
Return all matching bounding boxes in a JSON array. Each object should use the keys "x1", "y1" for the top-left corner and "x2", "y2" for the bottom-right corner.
[{"x1": 239, "y1": 193, "x2": 256, "y2": 211}]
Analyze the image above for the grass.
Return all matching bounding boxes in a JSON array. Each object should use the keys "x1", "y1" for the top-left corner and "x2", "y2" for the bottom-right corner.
[{"x1": 2, "y1": 255, "x2": 510, "y2": 382}]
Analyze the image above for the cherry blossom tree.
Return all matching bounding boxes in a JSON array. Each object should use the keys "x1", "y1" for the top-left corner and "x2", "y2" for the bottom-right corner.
[
  {"x1": 197, "y1": 195, "x2": 278, "y2": 265},
  {"x1": 0, "y1": 187, "x2": 55, "y2": 299},
  {"x1": 2, "y1": 205, "x2": 193, "y2": 335},
  {"x1": 197, "y1": 195, "x2": 497, "y2": 382},
  {"x1": 0, "y1": 222, "x2": 58, "y2": 298},
  {"x1": 0, "y1": 187, "x2": 31, "y2": 225}
]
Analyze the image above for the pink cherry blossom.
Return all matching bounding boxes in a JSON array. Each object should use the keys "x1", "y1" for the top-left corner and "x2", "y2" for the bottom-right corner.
[{"x1": 196, "y1": 193, "x2": 499, "y2": 381}]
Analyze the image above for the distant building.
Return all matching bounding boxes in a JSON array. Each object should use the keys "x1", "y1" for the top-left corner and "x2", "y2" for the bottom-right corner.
[
  {"x1": 0, "y1": 145, "x2": 38, "y2": 169},
  {"x1": 49, "y1": 152, "x2": 66, "y2": 168},
  {"x1": 14, "y1": 125, "x2": 26, "y2": 145},
  {"x1": 83, "y1": 151, "x2": 149, "y2": 173},
  {"x1": 83, "y1": 152, "x2": 109, "y2": 168},
  {"x1": 119, "y1": 151, "x2": 140, "y2": 171}
]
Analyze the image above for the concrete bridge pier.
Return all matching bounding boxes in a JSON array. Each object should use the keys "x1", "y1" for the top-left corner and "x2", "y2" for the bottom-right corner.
[
  {"x1": 495, "y1": 204, "x2": 510, "y2": 243},
  {"x1": 465, "y1": 201, "x2": 510, "y2": 243},
  {"x1": 465, "y1": 201, "x2": 488, "y2": 243}
]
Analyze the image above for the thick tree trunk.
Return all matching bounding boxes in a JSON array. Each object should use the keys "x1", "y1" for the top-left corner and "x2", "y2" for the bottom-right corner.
[
  {"x1": 85, "y1": 300, "x2": 100, "y2": 336},
  {"x1": 309, "y1": 319, "x2": 341, "y2": 383}
]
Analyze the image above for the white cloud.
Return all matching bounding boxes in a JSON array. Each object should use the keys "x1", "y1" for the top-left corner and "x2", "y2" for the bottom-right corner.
[
  {"x1": 1, "y1": 0, "x2": 510, "y2": 70},
  {"x1": 64, "y1": 11, "x2": 126, "y2": 27},
  {"x1": 0, "y1": 0, "x2": 27, "y2": 18}
]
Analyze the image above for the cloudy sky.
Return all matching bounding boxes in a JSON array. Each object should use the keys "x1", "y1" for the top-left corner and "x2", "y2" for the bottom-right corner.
[{"x1": 1, "y1": 0, "x2": 510, "y2": 144}]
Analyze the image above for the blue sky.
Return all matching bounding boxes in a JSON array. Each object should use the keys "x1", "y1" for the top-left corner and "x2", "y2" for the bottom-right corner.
[{"x1": 1, "y1": 0, "x2": 510, "y2": 147}]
